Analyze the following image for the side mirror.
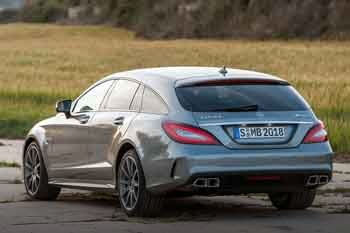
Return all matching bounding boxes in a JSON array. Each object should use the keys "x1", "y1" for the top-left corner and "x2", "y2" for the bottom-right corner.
[{"x1": 56, "y1": 99, "x2": 72, "y2": 118}]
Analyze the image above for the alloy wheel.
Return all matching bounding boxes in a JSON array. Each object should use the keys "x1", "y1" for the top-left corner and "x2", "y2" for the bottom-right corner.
[
  {"x1": 24, "y1": 144, "x2": 41, "y2": 195},
  {"x1": 119, "y1": 156, "x2": 140, "y2": 211}
]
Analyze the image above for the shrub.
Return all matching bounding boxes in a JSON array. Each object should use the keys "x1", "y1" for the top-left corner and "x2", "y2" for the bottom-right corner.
[
  {"x1": 20, "y1": 0, "x2": 66, "y2": 23},
  {"x1": 17, "y1": 0, "x2": 350, "y2": 39},
  {"x1": 0, "y1": 9, "x2": 19, "y2": 23}
]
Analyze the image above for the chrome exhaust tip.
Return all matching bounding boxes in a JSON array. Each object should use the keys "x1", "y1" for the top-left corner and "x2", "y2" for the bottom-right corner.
[
  {"x1": 306, "y1": 175, "x2": 319, "y2": 186},
  {"x1": 193, "y1": 178, "x2": 207, "y2": 188},
  {"x1": 192, "y1": 177, "x2": 220, "y2": 188},
  {"x1": 319, "y1": 175, "x2": 329, "y2": 185},
  {"x1": 207, "y1": 178, "x2": 220, "y2": 188}
]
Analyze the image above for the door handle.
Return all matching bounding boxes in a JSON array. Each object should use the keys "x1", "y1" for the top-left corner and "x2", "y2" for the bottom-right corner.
[
  {"x1": 113, "y1": 117, "x2": 125, "y2": 125},
  {"x1": 78, "y1": 114, "x2": 90, "y2": 124}
]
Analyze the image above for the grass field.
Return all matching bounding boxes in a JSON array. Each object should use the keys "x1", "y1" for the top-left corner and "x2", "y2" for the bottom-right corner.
[{"x1": 0, "y1": 24, "x2": 349, "y2": 152}]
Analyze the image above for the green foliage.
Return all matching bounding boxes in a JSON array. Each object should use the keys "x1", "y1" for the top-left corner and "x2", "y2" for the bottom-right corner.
[
  {"x1": 0, "y1": 161, "x2": 21, "y2": 168},
  {"x1": 20, "y1": 0, "x2": 66, "y2": 22},
  {"x1": 0, "y1": 9, "x2": 19, "y2": 23},
  {"x1": 17, "y1": 0, "x2": 350, "y2": 39},
  {"x1": 112, "y1": 0, "x2": 140, "y2": 26}
]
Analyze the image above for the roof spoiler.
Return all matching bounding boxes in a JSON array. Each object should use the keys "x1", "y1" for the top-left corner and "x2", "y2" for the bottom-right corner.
[{"x1": 175, "y1": 77, "x2": 290, "y2": 88}]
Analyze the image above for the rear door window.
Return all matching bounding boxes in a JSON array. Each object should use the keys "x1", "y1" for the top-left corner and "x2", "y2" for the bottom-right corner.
[{"x1": 176, "y1": 84, "x2": 309, "y2": 112}]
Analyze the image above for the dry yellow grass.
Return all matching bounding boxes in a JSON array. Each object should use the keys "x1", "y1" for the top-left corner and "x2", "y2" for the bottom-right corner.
[{"x1": 0, "y1": 24, "x2": 349, "y2": 152}]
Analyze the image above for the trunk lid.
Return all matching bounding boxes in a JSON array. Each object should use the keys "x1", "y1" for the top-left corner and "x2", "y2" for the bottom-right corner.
[
  {"x1": 175, "y1": 78, "x2": 316, "y2": 149},
  {"x1": 192, "y1": 111, "x2": 315, "y2": 149}
]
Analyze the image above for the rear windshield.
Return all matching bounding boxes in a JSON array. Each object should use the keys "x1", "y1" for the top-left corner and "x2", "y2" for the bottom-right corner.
[{"x1": 176, "y1": 84, "x2": 309, "y2": 112}]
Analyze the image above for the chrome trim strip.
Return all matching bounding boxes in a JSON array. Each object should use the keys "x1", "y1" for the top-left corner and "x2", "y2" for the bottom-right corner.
[
  {"x1": 199, "y1": 121, "x2": 314, "y2": 127},
  {"x1": 62, "y1": 162, "x2": 112, "y2": 170},
  {"x1": 49, "y1": 181, "x2": 115, "y2": 189}
]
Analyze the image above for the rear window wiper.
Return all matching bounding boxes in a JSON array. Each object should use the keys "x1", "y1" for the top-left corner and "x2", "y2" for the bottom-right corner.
[{"x1": 209, "y1": 104, "x2": 259, "y2": 112}]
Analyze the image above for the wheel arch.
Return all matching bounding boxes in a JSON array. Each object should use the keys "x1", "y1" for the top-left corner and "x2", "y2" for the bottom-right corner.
[
  {"x1": 23, "y1": 136, "x2": 38, "y2": 161},
  {"x1": 114, "y1": 140, "x2": 143, "y2": 188},
  {"x1": 23, "y1": 126, "x2": 50, "y2": 172}
]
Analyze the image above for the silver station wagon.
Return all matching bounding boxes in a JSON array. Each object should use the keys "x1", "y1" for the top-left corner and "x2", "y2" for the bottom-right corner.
[{"x1": 23, "y1": 67, "x2": 333, "y2": 217}]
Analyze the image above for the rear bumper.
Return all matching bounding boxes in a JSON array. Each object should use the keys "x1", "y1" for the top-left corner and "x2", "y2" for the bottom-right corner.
[
  {"x1": 145, "y1": 142, "x2": 333, "y2": 194},
  {"x1": 182, "y1": 170, "x2": 331, "y2": 195}
]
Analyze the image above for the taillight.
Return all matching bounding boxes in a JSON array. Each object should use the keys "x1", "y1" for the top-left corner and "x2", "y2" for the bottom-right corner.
[
  {"x1": 303, "y1": 121, "x2": 328, "y2": 144},
  {"x1": 162, "y1": 121, "x2": 220, "y2": 145}
]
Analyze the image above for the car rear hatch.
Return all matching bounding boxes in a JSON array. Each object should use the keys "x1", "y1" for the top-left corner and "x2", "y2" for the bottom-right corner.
[{"x1": 175, "y1": 77, "x2": 316, "y2": 149}]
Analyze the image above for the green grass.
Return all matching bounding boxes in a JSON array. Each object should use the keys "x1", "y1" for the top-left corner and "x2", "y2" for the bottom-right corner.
[
  {"x1": 0, "y1": 161, "x2": 21, "y2": 168},
  {"x1": 0, "y1": 23, "x2": 349, "y2": 152}
]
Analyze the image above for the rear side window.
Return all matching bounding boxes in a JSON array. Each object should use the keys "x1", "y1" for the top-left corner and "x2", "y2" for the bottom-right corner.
[
  {"x1": 176, "y1": 84, "x2": 309, "y2": 112},
  {"x1": 142, "y1": 88, "x2": 168, "y2": 114},
  {"x1": 104, "y1": 80, "x2": 139, "y2": 110}
]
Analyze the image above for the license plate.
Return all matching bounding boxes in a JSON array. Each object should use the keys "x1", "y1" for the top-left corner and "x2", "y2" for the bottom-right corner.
[{"x1": 234, "y1": 127, "x2": 286, "y2": 139}]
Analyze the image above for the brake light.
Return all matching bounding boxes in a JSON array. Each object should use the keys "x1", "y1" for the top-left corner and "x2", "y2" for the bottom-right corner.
[
  {"x1": 162, "y1": 121, "x2": 220, "y2": 145},
  {"x1": 303, "y1": 121, "x2": 328, "y2": 144}
]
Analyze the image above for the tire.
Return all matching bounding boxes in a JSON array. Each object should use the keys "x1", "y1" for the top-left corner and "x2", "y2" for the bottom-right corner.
[
  {"x1": 23, "y1": 141, "x2": 61, "y2": 200},
  {"x1": 269, "y1": 190, "x2": 316, "y2": 210},
  {"x1": 117, "y1": 149, "x2": 163, "y2": 217}
]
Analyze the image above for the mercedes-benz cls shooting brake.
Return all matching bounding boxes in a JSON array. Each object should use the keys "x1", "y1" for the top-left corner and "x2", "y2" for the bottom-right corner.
[{"x1": 23, "y1": 67, "x2": 333, "y2": 216}]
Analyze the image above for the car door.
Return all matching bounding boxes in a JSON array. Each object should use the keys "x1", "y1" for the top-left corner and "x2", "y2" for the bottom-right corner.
[
  {"x1": 48, "y1": 80, "x2": 114, "y2": 180},
  {"x1": 86, "y1": 79, "x2": 142, "y2": 184}
]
